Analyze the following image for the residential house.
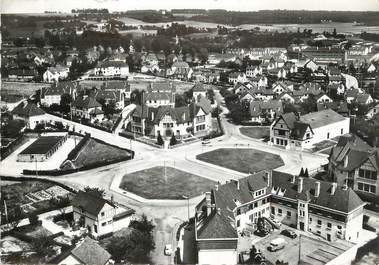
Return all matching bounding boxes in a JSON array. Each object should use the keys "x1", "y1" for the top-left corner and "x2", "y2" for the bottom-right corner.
[
  {"x1": 304, "y1": 59, "x2": 319, "y2": 72},
  {"x1": 43, "y1": 65, "x2": 70, "y2": 83},
  {"x1": 315, "y1": 94, "x2": 333, "y2": 104},
  {"x1": 270, "y1": 109, "x2": 350, "y2": 150},
  {"x1": 366, "y1": 103, "x2": 379, "y2": 119},
  {"x1": 195, "y1": 170, "x2": 365, "y2": 264},
  {"x1": 272, "y1": 81, "x2": 294, "y2": 96},
  {"x1": 278, "y1": 92, "x2": 296, "y2": 104},
  {"x1": 12, "y1": 102, "x2": 46, "y2": 129},
  {"x1": 249, "y1": 100, "x2": 283, "y2": 123},
  {"x1": 167, "y1": 61, "x2": 192, "y2": 80},
  {"x1": 208, "y1": 53, "x2": 236, "y2": 65},
  {"x1": 53, "y1": 237, "x2": 112, "y2": 265},
  {"x1": 328, "y1": 134, "x2": 378, "y2": 199},
  {"x1": 249, "y1": 76, "x2": 268, "y2": 88},
  {"x1": 72, "y1": 191, "x2": 135, "y2": 238},
  {"x1": 355, "y1": 94, "x2": 374, "y2": 105},
  {"x1": 228, "y1": 72, "x2": 247, "y2": 85},
  {"x1": 71, "y1": 96, "x2": 104, "y2": 121},
  {"x1": 327, "y1": 83, "x2": 345, "y2": 96},
  {"x1": 94, "y1": 59, "x2": 129, "y2": 79},
  {"x1": 246, "y1": 65, "x2": 263, "y2": 77},
  {"x1": 96, "y1": 81, "x2": 130, "y2": 109},
  {"x1": 40, "y1": 81, "x2": 79, "y2": 107},
  {"x1": 192, "y1": 83, "x2": 208, "y2": 103}
]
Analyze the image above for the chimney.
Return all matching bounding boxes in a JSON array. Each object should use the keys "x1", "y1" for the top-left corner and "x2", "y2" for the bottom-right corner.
[
  {"x1": 315, "y1": 181, "x2": 321, "y2": 197},
  {"x1": 215, "y1": 184, "x2": 219, "y2": 191},
  {"x1": 298, "y1": 177, "x2": 303, "y2": 193},
  {"x1": 217, "y1": 208, "x2": 221, "y2": 215},
  {"x1": 205, "y1": 192, "x2": 212, "y2": 216},
  {"x1": 265, "y1": 171, "x2": 270, "y2": 187},
  {"x1": 331, "y1": 182, "x2": 337, "y2": 195},
  {"x1": 291, "y1": 175, "x2": 296, "y2": 184}
]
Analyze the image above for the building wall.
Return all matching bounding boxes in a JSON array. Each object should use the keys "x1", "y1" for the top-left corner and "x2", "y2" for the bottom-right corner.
[
  {"x1": 198, "y1": 249, "x2": 238, "y2": 265},
  {"x1": 41, "y1": 95, "x2": 61, "y2": 107},
  {"x1": 58, "y1": 254, "x2": 82, "y2": 265}
]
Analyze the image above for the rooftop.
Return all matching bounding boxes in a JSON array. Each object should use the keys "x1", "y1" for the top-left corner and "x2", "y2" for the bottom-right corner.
[{"x1": 19, "y1": 136, "x2": 65, "y2": 155}]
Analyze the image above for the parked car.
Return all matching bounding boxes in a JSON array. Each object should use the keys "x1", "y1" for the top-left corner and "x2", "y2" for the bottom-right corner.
[
  {"x1": 202, "y1": 140, "x2": 211, "y2": 145},
  {"x1": 270, "y1": 217, "x2": 282, "y2": 228},
  {"x1": 164, "y1": 244, "x2": 172, "y2": 256},
  {"x1": 281, "y1": 229, "x2": 297, "y2": 239},
  {"x1": 268, "y1": 238, "x2": 286, "y2": 252}
]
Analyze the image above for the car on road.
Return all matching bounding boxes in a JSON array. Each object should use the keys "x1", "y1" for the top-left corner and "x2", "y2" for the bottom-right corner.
[
  {"x1": 268, "y1": 238, "x2": 286, "y2": 252},
  {"x1": 164, "y1": 244, "x2": 172, "y2": 256},
  {"x1": 281, "y1": 229, "x2": 297, "y2": 239},
  {"x1": 202, "y1": 140, "x2": 211, "y2": 145}
]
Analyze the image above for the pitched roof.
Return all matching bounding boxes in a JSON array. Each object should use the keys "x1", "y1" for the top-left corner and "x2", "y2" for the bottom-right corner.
[
  {"x1": 53, "y1": 237, "x2": 111, "y2": 265},
  {"x1": 299, "y1": 109, "x2": 347, "y2": 129},
  {"x1": 317, "y1": 102, "x2": 349, "y2": 114},
  {"x1": 72, "y1": 96, "x2": 102, "y2": 109},
  {"x1": 271, "y1": 171, "x2": 365, "y2": 213},
  {"x1": 355, "y1": 94, "x2": 372, "y2": 104},
  {"x1": 97, "y1": 60, "x2": 129, "y2": 68},
  {"x1": 12, "y1": 102, "x2": 45, "y2": 117},
  {"x1": 250, "y1": 100, "x2": 283, "y2": 117},
  {"x1": 153, "y1": 106, "x2": 191, "y2": 124},
  {"x1": 145, "y1": 92, "x2": 174, "y2": 102},
  {"x1": 72, "y1": 191, "x2": 115, "y2": 216},
  {"x1": 192, "y1": 83, "x2": 206, "y2": 92}
]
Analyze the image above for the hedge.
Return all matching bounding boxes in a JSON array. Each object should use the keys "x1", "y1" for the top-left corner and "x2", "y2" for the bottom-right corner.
[
  {"x1": 67, "y1": 133, "x2": 90, "y2": 160},
  {"x1": 1, "y1": 134, "x2": 27, "y2": 161},
  {"x1": 119, "y1": 131, "x2": 135, "y2": 140}
]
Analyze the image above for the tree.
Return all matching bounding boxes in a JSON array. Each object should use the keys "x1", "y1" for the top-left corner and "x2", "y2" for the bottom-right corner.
[
  {"x1": 299, "y1": 168, "x2": 305, "y2": 177},
  {"x1": 170, "y1": 134, "x2": 177, "y2": 146},
  {"x1": 107, "y1": 215, "x2": 155, "y2": 263},
  {"x1": 60, "y1": 93, "x2": 72, "y2": 113},
  {"x1": 7, "y1": 205, "x2": 23, "y2": 230},
  {"x1": 28, "y1": 213, "x2": 39, "y2": 226},
  {"x1": 83, "y1": 187, "x2": 105, "y2": 197},
  {"x1": 157, "y1": 133, "x2": 164, "y2": 146},
  {"x1": 31, "y1": 232, "x2": 55, "y2": 262},
  {"x1": 49, "y1": 196, "x2": 71, "y2": 219},
  {"x1": 304, "y1": 168, "x2": 309, "y2": 178},
  {"x1": 175, "y1": 94, "x2": 187, "y2": 107}
]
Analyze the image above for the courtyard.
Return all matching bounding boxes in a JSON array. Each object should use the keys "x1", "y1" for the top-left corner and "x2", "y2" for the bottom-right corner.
[
  {"x1": 119, "y1": 166, "x2": 216, "y2": 200},
  {"x1": 196, "y1": 148, "x2": 284, "y2": 174}
]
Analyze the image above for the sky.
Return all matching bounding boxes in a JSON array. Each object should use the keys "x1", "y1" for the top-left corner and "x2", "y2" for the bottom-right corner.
[{"x1": 2, "y1": 0, "x2": 379, "y2": 13}]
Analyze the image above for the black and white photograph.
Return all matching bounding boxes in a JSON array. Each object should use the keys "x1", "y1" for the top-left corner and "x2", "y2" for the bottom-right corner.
[{"x1": 1, "y1": 0, "x2": 379, "y2": 264}]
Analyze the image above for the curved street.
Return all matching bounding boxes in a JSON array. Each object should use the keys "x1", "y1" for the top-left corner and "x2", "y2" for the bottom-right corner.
[{"x1": 0, "y1": 90, "x2": 329, "y2": 263}]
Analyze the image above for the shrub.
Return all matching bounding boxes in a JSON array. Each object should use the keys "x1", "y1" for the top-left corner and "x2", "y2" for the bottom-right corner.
[
  {"x1": 157, "y1": 133, "x2": 164, "y2": 146},
  {"x1": 169, "y1": 135, "x2": 177, "y2": 146},
  {"x1": 28, "y1": 213, "x2": 39, "y2": 226}
]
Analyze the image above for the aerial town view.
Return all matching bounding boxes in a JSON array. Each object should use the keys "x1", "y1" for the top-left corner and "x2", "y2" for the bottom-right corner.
[{"x1": 1, "y1": 0, "x2": 379, "y2": 264}]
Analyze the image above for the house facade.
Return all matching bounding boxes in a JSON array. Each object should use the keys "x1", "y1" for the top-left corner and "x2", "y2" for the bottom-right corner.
[
  {"x1": 328, "y1": 134, "x2": 379, "y2": 199},
  {"x1": 195, "y1": 170, "x2": 365, "y2": 264},
  {"x1": 270, "y1": 109, "x2": 350, "y2": 150},
  {"x1": 71, "y1": 96, "x2": 104, "y2": 121},
  {"x1": 12, "y1": 102, "x2": 46, "y2": 129}
]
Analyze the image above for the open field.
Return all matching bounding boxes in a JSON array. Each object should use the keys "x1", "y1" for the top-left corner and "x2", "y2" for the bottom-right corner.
[
  {"x1": 2, "y1": 82, "x2": 49, "y2": 97},
  {"x1": 71, "y1": 138, "x2": 132, "y2": 168},
  {"x1": 197, "y1": 148, "x2": 284, "y2": 173},
  {"x1": 119, "y1": 166, "x2": 216, "y2": 199},
  {"x1": 240, "y1": 126, "x2": 270, "y2": 140}
]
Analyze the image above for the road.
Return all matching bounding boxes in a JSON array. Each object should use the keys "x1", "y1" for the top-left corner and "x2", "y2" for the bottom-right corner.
[{"x1": 1, "y1": 90, "x2": 329, "y2": 264}]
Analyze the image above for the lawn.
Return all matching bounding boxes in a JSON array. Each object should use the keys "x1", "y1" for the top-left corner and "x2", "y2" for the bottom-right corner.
[
  {"x1": 119, "y1": 167, "x2": 216, "y2": 199},
  {"x1": 70, "y1": 139, "x2": 132, "y2": 168},
  {"x1": 239, "y1": 126, "x2": 270, "y2": 140},
  {"x1": 197, "y1": 148, "x2": 284, "y2": 173}
]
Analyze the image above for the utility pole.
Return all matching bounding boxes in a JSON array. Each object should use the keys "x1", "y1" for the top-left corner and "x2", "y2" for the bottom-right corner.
[
  {"x1": 298, "y1": 234, "x2": 301, "y2": 265},
  {"x1": 182, "y1": 195, "x2": 190, "y2": 221},
  {"x1": 35, "y1": 157, "x2": 38, "y2": 177},
  {"x1": 4, "y1": 200, "x2": 8, "y2": 223}
]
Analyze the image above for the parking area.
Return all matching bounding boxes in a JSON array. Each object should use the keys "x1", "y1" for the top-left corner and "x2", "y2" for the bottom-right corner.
[{"x1": 239, "y1": 225, "x2": 355, "y2": 265}]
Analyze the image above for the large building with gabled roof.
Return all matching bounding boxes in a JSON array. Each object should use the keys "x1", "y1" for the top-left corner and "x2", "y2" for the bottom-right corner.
[
  {"x1": 195, "y1": 170, "x2": 365, "y2": 264},
  {"x1": 328, "y1": 134, "x2": 379, "y2": 200},
  {"x1": 270, "y1": 109, "x2": 350, "y2": 150},
  {"x1": 12, "y1": 102, "x2": 46, "y2": 129}
]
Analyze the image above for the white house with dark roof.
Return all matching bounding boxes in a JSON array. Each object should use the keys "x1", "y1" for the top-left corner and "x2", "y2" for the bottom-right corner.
[
  {"x1": 54, "y1": 236, "x2": 112, "y2": 265},
  {"x1": 12, "y1": 102, "x2": 46, "y2": 129},
  {"x1": 72, "y1": 191, "x2": 135, "y2": 238},
  {"x1": 94, "y1": 59, "x2": 129, "y2": 78},
  {"x1": 71, "y1": 96, "x2": 104, "y2": 121},
  {"x1": 43, "y1": 64, "x2": 70, "y2": 83},
  {"x1": 249, "y1": 100, "x2": 283, "y2": 123},
  {"x1": 366, "y1": 103, "x2": 379, "y2": 119},
  {"x1": 40, "y1": 81, "x2": 78, "y2": 107},
  {"x1": 270, "y1": 109, "x2": 350, "y2": 150},
  {"x1": 195, "y1": 170, "x2": 366, "y2": 264}
]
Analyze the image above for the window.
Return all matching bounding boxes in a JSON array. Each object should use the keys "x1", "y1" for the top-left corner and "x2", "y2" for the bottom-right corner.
[
  {"x1": 364, "y1": 184, "x2": 370, "y2": 192},
  {"x1": 278, "y1": 209, "x2": 282, "y2": 215},
  {"x1": 236, "y1": 209, "x2": 241, "y2": 215},
  {"x1": 341, "y1": 128, "x2": 343, "y2": 134},
  {"x1": 271, "y1": 207, "x2": 275, "y2": 215},
  {"x1": 101, "y1": 212, "x2": 105, "y2": 217},
  {"x1": 358, "y1": 182, "x2": 364, "y2": 190},
  {"x1": 108, "y1": 220, "x2": 113, "y2": 225},
  {"x1": 254, "y1": 202, "x2": 258, "y2": 208},
  {"x1": 249, "y1": 204, "x2": 254, "y2": 210},
  {"x1": 317, "y1": 220, "x2": 322, "y2": 226},
  {"x1": 337, "y1": 225, "x2": 342, "y2": 229},
  {"x1": 102, "y1": 222, "x2": 106, "y2": 226},
  {"x1": 94, "y1": 225, "x2": 98, "y2": 233},
  {"x1": 309, "y1": 217, "x2": 312, "y2": 223},
  {"x1": 237, "y1": 220, "x2": 240, "y2": 227},
  {"x1": 327, "y1": 132, "x2": 330, "y2": 139},
  {"x1": 327, "y1": 222, "x2": 332, "y2": 229},
  {"x1": 287, "y1": 211, "x2": 291, "y2": 218}
]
